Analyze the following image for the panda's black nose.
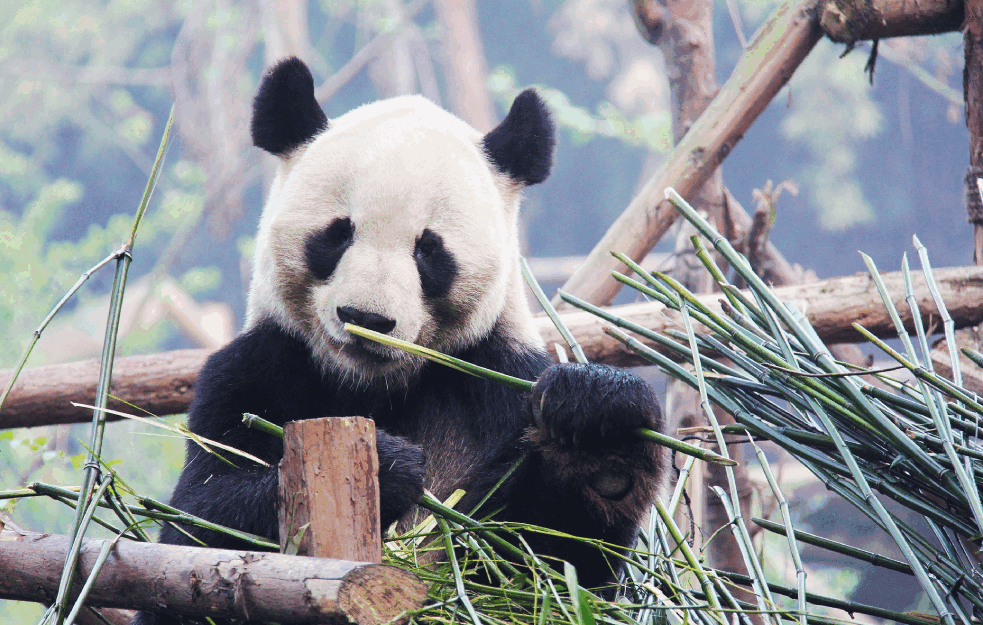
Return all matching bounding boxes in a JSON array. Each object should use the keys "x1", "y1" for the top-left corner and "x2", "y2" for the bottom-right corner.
[{"x1": 337, "y1": 306, "x2": 397, "y2": 334}]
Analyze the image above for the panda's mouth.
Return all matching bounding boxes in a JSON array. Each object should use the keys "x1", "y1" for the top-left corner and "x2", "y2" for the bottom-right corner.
[
  {"x1": 344, "y1": 337, "x2": 398, "y2": 364},
  {"x1": 331, "y1": 332, "x2": 407, "y2": 371}
]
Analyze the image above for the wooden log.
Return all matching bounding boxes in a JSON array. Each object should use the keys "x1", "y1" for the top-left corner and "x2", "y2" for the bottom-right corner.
[
  {"x1": 279, "y1": 417, "x2": 382, "y2": 563},
  {"x1": 561, "y1": 264, "x2": 983, "y2": 366},
  {"x1": 821, "y1": 0, "x2": 963, "y2": 43},
  {"x1": 0, "y1": 348, "x2": 205, "y2": 429},
  {"x1": 556, "y1": 0, "x2": 822, "y2": 307},
  {"x1": 4, "y1": 265, "x2": 983, "y2": 427},
  {"x1": 0, "y1": 530, "x2": 426, "y2": 624}
]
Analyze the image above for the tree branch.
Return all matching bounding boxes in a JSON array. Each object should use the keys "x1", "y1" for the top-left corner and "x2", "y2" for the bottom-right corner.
[
  {"x1": 555, "y1": 0, "x2": 822, "y2": 307},
  {"x1": 821, "y1": 0, "x2": 963, "y2": 43}
]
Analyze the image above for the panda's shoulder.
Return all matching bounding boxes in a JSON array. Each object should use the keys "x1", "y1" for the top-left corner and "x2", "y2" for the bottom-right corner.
[{"x1": 196, "y1": 319, "x2": 320, "y2": 396}]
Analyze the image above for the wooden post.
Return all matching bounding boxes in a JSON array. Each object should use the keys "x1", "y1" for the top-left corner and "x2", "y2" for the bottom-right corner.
[{"x1": 278, "y1": 417, "x2": 382, "y2": 563}]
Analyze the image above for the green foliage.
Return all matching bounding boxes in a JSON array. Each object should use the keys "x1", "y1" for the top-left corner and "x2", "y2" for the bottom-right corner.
[{"x1": 0, "y1": 163, "x2": 207, "y2": 368}]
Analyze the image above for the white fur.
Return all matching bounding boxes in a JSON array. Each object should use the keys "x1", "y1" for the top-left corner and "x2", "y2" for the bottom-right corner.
[{"x1": 246, "y1": 96, "x2": 543, "y2": 380}]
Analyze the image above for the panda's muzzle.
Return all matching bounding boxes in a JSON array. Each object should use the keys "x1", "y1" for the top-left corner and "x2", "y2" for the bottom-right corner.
[{"x1": 336, "y1": 306, "x2": 397, "y2": 334}]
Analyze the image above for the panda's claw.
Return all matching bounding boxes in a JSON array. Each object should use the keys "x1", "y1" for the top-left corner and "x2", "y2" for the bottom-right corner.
[{"x1": 530, "y1": 363, "x2": 662, "y2": 450}]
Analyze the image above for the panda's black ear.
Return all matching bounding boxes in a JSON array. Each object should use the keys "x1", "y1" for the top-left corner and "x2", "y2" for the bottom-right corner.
[
  {"x1": 251, "y1": 57, "x2": 329, "y2": 157},
  {"x1": 482, "y1": 89, "x2": 555, "y2": 186}
]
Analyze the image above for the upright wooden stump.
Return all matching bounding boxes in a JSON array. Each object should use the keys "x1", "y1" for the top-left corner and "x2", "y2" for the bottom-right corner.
[{"x1": 278, "y1": 416, "x2": 382, "y2": 563}]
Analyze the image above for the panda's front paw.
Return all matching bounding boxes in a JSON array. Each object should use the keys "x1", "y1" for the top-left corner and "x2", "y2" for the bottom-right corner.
[
  {"x1": 376, "y1": 430, "x2": 426, "y2": 527},
  {"x1": 529, "y1": 363, "x2": 662, "y2": 449}
]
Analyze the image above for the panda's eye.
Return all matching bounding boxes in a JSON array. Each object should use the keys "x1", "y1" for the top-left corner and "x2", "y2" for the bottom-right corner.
[
  {"x1": 305, "y1": 217, "x2": 354, "y2": 280},
  {"x1": 325, "y1": 218, "x2": 355, "y2": 248},
  {"x1": 415, "y1": 230, "x2": 440, "y2": 259},
  {"x1": 414, "y1": 229, "x2": 457, "y2": 299}
]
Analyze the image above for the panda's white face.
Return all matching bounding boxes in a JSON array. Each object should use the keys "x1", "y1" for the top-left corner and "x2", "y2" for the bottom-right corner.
[{"x1": 248, "y1": 96, "x2": 535, "y2": 382}]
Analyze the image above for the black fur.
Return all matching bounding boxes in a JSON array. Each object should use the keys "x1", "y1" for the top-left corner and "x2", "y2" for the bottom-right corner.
[
  {"x1": 305, "y1": 217, "x2": 354, "y2": 280},
  {"x1": 415, "y1": 228, "x2": 457, "y2": 299},
  {"x1": 133, "y1": 322, "x2": 664, "y2": 624},
  {"x1": 251, "y1": 57, "x2": 328, "y2": 156},
  {"x1": 482, "y1": 89, "x2": 555, "y2": 186}
]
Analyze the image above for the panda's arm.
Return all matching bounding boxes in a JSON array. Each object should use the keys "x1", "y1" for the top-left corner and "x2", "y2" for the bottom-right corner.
[
  {"x1": 467, "y1": 363, "x2": 666, "y2": 588},
  {"x1": 157, "y1": 321, "x2": 319, "y2": 550}
]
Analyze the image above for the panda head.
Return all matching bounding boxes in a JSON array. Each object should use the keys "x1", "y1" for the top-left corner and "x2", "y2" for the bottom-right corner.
[{"x1": 246, "y1": 58, "x2": 554, "y2": 383}]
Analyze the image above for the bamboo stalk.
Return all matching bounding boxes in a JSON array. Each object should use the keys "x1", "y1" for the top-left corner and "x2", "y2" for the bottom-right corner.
[{"x1": 52, "y1": 106, "x2": 175, "y2": 625}]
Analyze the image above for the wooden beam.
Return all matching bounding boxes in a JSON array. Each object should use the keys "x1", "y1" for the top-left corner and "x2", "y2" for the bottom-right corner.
[
  {"x1": 0, "y1": 530, "x2": 427, "y2": 624},
  {"x1": 4, "y1": 265, "x2": 983, "y2": 428}
]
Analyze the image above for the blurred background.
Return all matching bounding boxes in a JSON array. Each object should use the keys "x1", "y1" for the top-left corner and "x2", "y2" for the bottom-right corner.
[{"x1": 0, "y1": 0, "x2": 968, "y2": 621}]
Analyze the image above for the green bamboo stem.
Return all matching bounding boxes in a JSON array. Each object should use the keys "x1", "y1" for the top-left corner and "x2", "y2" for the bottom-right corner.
[
  {"x1": 856, "y1": 326, "x2": 983, "y2": 416},
  {"x1": 519, "y1": 256, "x2": 587, "y2": 364},
  {"x1": 72, "y1": 402, "x2": 268, "y2": 468},
  {"x1": 679, "y1": 303, "x2": 776, "y2": 619},
  {"x1": 104, "y1": 482, "x2": 151, "y2": 543},
  {"x1": 137, "y1": 496, "x2": 277, "y2": 549},
  {"x1": 714, "y1": 569, "x2": 939, "y2": 625},
  {"x1": 418, "y1": 493, "x2": 531, "y2": 564},
  {"x1": 0, "y1": 247, "x2": 125, "y2": 417},
  {"x1": 897, "y1": 256, "x2": 983, "y2": 534},
  {"x1": 667, "y1": 452, "x2": 698, "y2": 517},
  {"x1": 914, "y1": 235, "x2": 962, "y2": 389},
  {"x1": 962, "y1": 347, "x2": 983, "y2": 370},
  {"x1": 49, "y1": 476, "x2": 115, "y2": 623},
  {"x1": 436, "y1": 516, "x2": 482, "y2": 625},
  {"x1": 558, "y1": 288, "x2": 747, "y2": 380},
  {"x1": 653, "y1": 498, "x2": 725, "y2": 619},
  {"x1": 609, "y1": 251, "x2": 682, "y2": 307},
  {"x1": 752, "y1": 516, "x2": 911, "y2": 575},
  {"x1": 348, "y1": 322, "x2": 731, "y2": 466},
  {"x1": 242, "y1": 412, "x2": 285, "y2": 438},
  {"x1": 665, "y1": 187, "x2": 957, "y2": 624},
  {"x1": 52, "y1": 107, "x2": 175, "y2": 625},
  {"x1": 750, "y1": 443, "x2": 806, "y2": 625},
  {"x1": 666, "y1": 188, "x2": 950, "y2": 484},
  {"x1": 906, "y1": 429, "x2": 983, "y2": 462},
  {"x1": 26, "y1": 481, "x2": 277, "y2": 550},
  {"x1": 345, "y1": 323, "x2": 533, "y2": 391},
  {"x1": 63, "y1": 535, "x2": 121, "y2": 625}
]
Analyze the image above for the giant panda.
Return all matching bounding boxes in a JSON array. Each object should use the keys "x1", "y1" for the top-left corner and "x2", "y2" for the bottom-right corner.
[{"x1": 133, "y1": 57, "x2": 666, "y2": 624}]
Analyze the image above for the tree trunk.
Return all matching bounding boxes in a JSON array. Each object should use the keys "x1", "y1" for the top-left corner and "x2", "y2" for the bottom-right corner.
[
  {"x1": 967, "y1": 0, "x2": 983, "y2": 263},
  {"x1": 431, "y1": 0, "x2": 495, "y2": 131}
]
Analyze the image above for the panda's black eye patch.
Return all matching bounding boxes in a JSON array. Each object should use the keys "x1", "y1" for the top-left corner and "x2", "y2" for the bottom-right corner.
[
  {"x1": 305, "y1": 217, "x2": 354, "y2": 280},
  {"x1": 415, "y1": 229, "x2": 457, "y2": 299}
]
